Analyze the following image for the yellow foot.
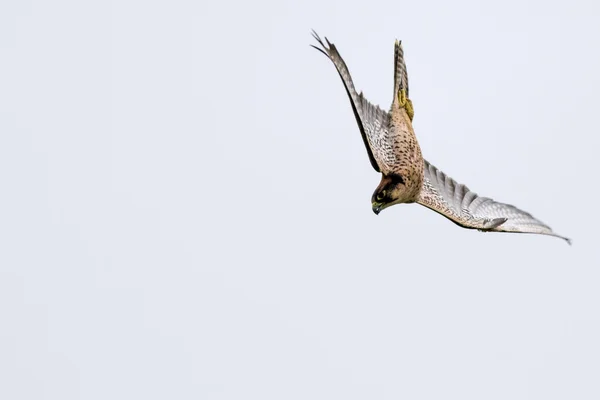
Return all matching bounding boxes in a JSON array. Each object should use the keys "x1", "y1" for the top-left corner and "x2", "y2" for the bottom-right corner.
[{"x1": 397, "y1": 88, "x2": 414, "y2": 121}]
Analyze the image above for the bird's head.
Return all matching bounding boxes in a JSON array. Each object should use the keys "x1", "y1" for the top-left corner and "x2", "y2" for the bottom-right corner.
[{"x1": 371, "y1": 173, "x2": 409, "y2": 215}]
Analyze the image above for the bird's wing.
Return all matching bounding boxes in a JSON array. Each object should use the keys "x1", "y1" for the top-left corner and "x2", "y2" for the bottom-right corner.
[
  {"x1": 417, "y1": 160, "x2": 570, "y2": 243},
  {"x1": 392, "y1": 39, "x2": 414, "y2": 121},
  {"x1": 311, "y1": 31, "x2": 390, "y2": 173},
  {"x1": 393, "y1": 39, "x2": 409, "y2": 99}
]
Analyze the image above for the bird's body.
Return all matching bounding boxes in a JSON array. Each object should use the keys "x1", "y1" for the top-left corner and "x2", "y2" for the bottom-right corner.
[
  {"x1": 376, "y1": 40, "x2": 424, "y2": 207},
  {"x1": 311, "y1": 31, "x2": 570, "y2": 243},
  {"x1": 383, "y1": 102, "x2": 423, "y2": 203}
]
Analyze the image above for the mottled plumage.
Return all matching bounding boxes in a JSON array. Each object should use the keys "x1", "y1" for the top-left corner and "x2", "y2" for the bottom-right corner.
[
  {"x1": 312, "y1": 32, "x2": 423, "y2": 204},
  {"x1": 419, "y1": 161, "x2": 569, "y2": 241},
  {"x1": 311, "y1": 31, "x2": 569, "y2": 244}
]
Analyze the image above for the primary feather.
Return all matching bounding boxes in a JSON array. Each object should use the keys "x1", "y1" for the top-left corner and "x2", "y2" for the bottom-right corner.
[{"x1": 418, "y1": 161, "x2": 570, "y2": 243}]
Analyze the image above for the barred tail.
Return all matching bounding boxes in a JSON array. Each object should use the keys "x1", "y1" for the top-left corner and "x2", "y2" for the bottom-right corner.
[{"x1": 393, "y1": 40, "x2": 409, "y2": 100}]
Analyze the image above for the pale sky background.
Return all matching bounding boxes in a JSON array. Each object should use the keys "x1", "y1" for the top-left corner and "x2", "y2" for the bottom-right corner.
[{"x1": 1, "y1": 0, "x2": 599, "y2": 399}]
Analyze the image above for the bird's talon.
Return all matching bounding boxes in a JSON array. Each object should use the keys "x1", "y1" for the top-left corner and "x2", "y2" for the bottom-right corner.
[
  {"x1": 398, "y1": 89, "x2": 414, "y2": 120},
  {"x1": 398, "y1": 88, "x2": 407, "y2": 106},
  {"x1": 406, "y1": 99, "x2": 414, "y2": 121}
]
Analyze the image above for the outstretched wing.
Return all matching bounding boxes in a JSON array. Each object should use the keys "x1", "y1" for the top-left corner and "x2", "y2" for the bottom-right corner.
[
  {"x1": 311, "y1": 31, "x2": 390, "y2": 173},
  {"x1": 393, "y1": 39, "x2": 409, "y2": 99},
  {"x1": 417, "y1": 160, "x2": 570, "y2": 243}
]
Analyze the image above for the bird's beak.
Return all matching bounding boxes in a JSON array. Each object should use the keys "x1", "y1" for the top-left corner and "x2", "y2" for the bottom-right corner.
[{"x1": 372, "y1": 203, "x2": 382, "y2": 215}]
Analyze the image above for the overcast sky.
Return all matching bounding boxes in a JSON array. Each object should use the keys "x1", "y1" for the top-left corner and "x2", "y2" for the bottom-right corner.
[{"x1": 1, "y1": 0, "x2": 599, "y2": 399}]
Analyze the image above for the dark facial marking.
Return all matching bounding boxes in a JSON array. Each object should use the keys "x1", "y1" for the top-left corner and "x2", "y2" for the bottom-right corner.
[{"x1": 389, "y1": 173, "x2": 405, "y2": 185}]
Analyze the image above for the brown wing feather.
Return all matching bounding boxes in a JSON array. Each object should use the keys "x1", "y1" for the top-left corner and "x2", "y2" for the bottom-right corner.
[
  {"x1": 311, "y1": 31, "x2": 390, "y2": 173},
  {"x1": 393, "y1": 40, "x2": 409, "y2": 99},
  {"x1": 418, "y1": 160, "x2": 570, "y2": 243}
]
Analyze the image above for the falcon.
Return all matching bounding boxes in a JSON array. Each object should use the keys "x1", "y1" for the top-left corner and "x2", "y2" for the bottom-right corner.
[{"x1": 311, "y1": 31, "x2": 570, "y2": 244}]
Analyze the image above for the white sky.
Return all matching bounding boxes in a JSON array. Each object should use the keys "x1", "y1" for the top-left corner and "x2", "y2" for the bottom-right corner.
[{"x1": 1, "y1": 0, "x2": 599, "y2": 399}]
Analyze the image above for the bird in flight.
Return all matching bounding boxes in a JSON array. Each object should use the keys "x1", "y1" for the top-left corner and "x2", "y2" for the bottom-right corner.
[{"x1": 311, "y1": 31, "x2": 570, "y2": 244}]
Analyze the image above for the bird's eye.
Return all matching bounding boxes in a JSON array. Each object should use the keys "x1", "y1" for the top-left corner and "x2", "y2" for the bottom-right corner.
[{"x1": 376, "y1": 190, "x2": 386, "y2": 201}]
